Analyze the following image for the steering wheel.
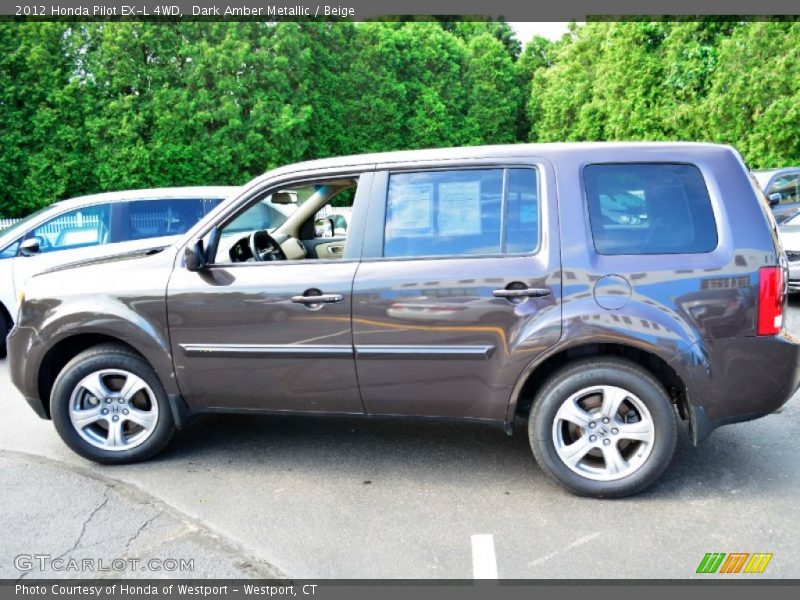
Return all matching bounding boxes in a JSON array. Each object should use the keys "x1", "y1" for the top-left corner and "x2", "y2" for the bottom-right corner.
[{"x1": 249, "y1": 230, "x2": 287, "y2": 262}]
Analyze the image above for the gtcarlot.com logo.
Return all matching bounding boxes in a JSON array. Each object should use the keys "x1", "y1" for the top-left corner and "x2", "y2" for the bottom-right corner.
[{"x1": 696, "y1": 552, "x2": 773, "y2": 574}]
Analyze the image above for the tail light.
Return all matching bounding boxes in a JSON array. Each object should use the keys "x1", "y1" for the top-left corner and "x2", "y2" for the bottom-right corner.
[{"x1": 757, "y1": 266, "x2": 784, "y2": 336}]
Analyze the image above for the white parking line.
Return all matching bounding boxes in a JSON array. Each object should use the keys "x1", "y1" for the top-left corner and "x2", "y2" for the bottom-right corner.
[{"x1": 471, "y1": 534, "x2": 498, "y2": 579}]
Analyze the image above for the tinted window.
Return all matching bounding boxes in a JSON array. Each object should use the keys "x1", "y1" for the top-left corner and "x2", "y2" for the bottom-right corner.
[
  {"x1": 585, "y1": 164, "x2": 717, "y2": 255},
  {"x1": 384, "y1": 169, "x2": 539, "y2": 258},
  {"x1": 203, "y1": 198, "x2": 223, "y2": 215},
  {"x1": 28, "y1": 204, "x2": 111, "y2": 253},
  {"x1": 124, "y1": 199, "x2": 206, "y2": 241}
]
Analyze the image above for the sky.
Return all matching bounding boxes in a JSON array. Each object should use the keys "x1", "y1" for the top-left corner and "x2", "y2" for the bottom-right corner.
[{"x1": 508, "y1": 22, "x2": 573, "y2": 44}]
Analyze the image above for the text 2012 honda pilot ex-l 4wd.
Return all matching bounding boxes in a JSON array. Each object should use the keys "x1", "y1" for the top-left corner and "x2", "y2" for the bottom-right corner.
[{"x1": 8, "y1": 143, "x2": 800, "y2": 497}]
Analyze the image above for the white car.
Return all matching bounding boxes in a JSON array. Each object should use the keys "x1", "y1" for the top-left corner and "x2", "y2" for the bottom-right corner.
[
  {"x1": 775, "y1": 211, "x2": 800, "y2": 293},
  {"x1": 0, "y1": 187, "x2": 239, "y2": 356}
]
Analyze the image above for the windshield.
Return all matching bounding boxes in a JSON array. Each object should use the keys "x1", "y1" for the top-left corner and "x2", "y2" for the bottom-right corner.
[{"x1": 0, "y1": 205, "x2": 53, "y2": 243}]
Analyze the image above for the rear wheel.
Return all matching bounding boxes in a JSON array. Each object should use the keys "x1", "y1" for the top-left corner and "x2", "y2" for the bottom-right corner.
[
  {"x1": 51, "y1": 344, "x2": 175, "y2": 464},
  {"x1": 529, "y1": 357, "x2": 677, "y2": 498}
]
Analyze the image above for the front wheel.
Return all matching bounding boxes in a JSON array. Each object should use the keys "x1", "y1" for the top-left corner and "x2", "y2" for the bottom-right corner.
[
  {"x1": 529, "y1": 357, "x2": 677, "y2": 498},
  {"x1": 51, "y1": 344, "x2": 175, "y2": 464}
]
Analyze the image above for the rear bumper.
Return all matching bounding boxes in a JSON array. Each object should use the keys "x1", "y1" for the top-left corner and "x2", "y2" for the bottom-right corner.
[
  {"x1": 7, "y1": 326, "x2": 49, "y2": 420},
  {"x1": 683, "y1": 332, "x2": 800, "y2": 443}
]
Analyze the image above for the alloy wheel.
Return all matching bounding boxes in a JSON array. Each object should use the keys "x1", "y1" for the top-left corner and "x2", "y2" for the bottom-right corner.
[
  {"x1": 68, "y1": 369, "x2": 159, "y2": 451},
  {"x1": 551, "y1": 385, "x2": 655, "y2": 481}
]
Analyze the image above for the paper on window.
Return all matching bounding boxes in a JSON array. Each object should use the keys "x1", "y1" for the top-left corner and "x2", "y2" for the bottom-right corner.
[
  {"x1": 389, "y1": 182, "x2": 433, "y2": 233},
  {"x1": 438, "y1": 181, "x2": 481, "y2": 236}
]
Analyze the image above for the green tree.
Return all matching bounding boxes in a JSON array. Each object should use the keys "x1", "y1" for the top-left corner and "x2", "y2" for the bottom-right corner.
[
  {"x1": 0, "y1": 23, "x2": 93, "y2": 217},
  {"x1": 463, "y1": 33, "x2": 520, "y2": 145},
  {"x1": 704, "y1": 21, "x2": 800, "y2": 167}
]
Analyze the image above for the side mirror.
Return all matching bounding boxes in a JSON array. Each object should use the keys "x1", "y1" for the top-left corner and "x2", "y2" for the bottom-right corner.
[
  {"x1": 184, "y1": 239, "x2": 207, "y2": 272},
  {"x1": 769, "y1": 192, "x2": 782, "y2": 207},
  {"x1": 19, "y1": 238, "x2": 40, "y2": 257}
]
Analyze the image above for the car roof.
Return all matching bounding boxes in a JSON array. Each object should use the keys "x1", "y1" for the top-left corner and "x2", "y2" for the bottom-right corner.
[
  {"x1": 50, "y1": 186, "x2": 240, "y2": 211},
  {"x1": 262, "y1": 142, "x2": 739, "y2": 179}
]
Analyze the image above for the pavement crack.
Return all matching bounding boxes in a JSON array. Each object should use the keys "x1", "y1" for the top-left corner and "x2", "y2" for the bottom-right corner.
[
  {"x1": 55, "y1": 492, "x2": 110, "y2": 562},
  {"x1": 124, "y1": 511, "x2": 161, "y2": 554}
]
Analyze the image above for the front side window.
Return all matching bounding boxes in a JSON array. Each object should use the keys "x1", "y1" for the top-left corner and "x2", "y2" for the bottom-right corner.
[
  {"x1": 27, "y1": 204, "x2": 111, "y2": 253},
  {"x1": 585, "y1": 163, "x2": 717, "y2": 255},
  {"x1": 383, "y1": 168, "x2": 539, "y2": 258},
  {"x1": 213, "y1": 179, "x2": 357, "y2": 264}
]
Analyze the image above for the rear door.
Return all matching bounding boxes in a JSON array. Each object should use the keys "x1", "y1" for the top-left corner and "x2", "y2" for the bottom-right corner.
[{"x1": 352, "y1": 160, "x2": 562, "y2": 421}]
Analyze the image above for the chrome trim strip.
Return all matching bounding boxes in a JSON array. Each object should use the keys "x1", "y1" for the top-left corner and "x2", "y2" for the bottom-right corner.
[
  {"x1": 180, "y1": 344, "x2": 353, "y2": 358},
  {"x1": 355, "y1": 345, "x2": 496, "y2": 360}
]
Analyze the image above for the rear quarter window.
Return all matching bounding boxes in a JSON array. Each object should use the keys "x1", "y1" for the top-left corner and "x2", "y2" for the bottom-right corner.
[{"x1": 584, "y1": 163, "x2": 717, "y2": 255}]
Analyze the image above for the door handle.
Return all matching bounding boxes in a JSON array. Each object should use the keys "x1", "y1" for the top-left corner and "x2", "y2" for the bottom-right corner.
[
  {"x1": 326, "y1": 245, "x2": 344, "y2": 255},
  {"x1": 291, "y1": 293, "x2": 344, "y2": 305},
  {"x1": 492, "y1": 287, "x2": 552, "y2": 299}
]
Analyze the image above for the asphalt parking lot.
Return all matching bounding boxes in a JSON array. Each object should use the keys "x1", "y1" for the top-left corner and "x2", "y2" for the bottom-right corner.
[{"x1": 2, "y1": 302, "x2": 800, "y2": 579}]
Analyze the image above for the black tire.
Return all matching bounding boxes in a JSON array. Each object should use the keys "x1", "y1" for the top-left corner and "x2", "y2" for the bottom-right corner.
[
  {"x1": 0, "y1": 315, "x2": 8, "y2": 359},
  {"x1": 529, "y1": 357, "x2": 677, "y2": 498},
  {"x1": 51, "y1": 343, "x2": 175, "y2": 464}
]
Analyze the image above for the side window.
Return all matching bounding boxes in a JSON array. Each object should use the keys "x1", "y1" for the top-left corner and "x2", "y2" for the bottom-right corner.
[
  {"x1": 768, "y1": 174, "x2": 800, "y2": 205},
  {"x1": 383, "y1": 168, "x2": 539, "y2": 258},
  {"x1": 212, "y1": 179, "x2": 357, "y2": 264},
  {"x1": 584, "y1": 164, "x2": 717, "y2": 255},
  {"x1": 124, "y1": 199, "x2": 205, "y2": 241},
  {"x1": 27, "y1": 205, "x2": 111, "y2": 253},
  {"x1": 506, "y1": 169, "x2": 540, "y2": 254},
  {"x1": 203, "y1": 198, "x2": 223, "y2": 215}
]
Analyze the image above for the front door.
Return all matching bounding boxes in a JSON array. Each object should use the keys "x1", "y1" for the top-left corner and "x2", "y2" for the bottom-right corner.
[
  {"x1": 352, "y1": 163, "x2": 562, "y2": 421},
  {"x1": 167, "y1": 176, "x2": 369, "y2": 414}
]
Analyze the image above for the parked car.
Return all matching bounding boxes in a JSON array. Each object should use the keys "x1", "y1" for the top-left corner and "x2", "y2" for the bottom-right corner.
[
  {"x1": 0, "y1": 187, "x2": 238, "y2": 357},
  {"x1": 775, "y1": 209, "x2": 800, "y2": 292},
  {"x1": 752, "y1": 167, "x2": 800, "y2": 222},
  {"x1": 8, "y1": 143, "x2": 799, "y2": 498}
]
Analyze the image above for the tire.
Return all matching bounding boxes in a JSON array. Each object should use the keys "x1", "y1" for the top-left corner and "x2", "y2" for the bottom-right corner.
[
  {"x1": 529, "y1": 357, "x2": 677, "y2": 498},
  {"x1": 51, "y1": 343, "x2": 175, "y2": 464},
  {"x1": 0, "y1": 315, "x2": 8, "y2": 359}
]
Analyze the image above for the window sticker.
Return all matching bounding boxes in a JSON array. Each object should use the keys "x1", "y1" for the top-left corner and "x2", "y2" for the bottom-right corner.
[
  {"x1": 437, "y1": 180, "x2": 481, "y2": 236},
  {"x1": 389, "y1": 182, "x2": 433, "y2": 233}
]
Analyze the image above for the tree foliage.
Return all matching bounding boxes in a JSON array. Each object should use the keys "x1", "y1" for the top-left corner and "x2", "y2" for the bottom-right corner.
[{"x1": 1, "y1": 20, "x2": 800, "y2": 217}]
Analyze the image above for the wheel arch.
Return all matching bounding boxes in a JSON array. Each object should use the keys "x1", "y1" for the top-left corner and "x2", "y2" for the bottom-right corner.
[
  {"x1": 36, "y1": 334, "x2": 147, "y2": 418},
  {"x1": 506, "y1": 341, "x2": 690, "y2": 426}
]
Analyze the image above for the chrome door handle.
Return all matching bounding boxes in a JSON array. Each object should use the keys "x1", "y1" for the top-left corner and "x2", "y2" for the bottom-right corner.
[
  {"x1": 291, "y1": 293, "x2": 344, "y2": 305},
  {"x1": 492, "y1": 287, "x2": 552, "y2": 299}
]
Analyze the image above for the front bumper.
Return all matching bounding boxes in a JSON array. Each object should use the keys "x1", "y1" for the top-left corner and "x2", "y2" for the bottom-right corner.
[{"x1": 7, "y1": 326, "x2": 49, "y2": 419}]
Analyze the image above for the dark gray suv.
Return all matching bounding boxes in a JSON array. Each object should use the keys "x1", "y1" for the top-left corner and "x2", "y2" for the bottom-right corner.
[{"x1": 8, "y1": 143, "x2": 800, "y2": 497}]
